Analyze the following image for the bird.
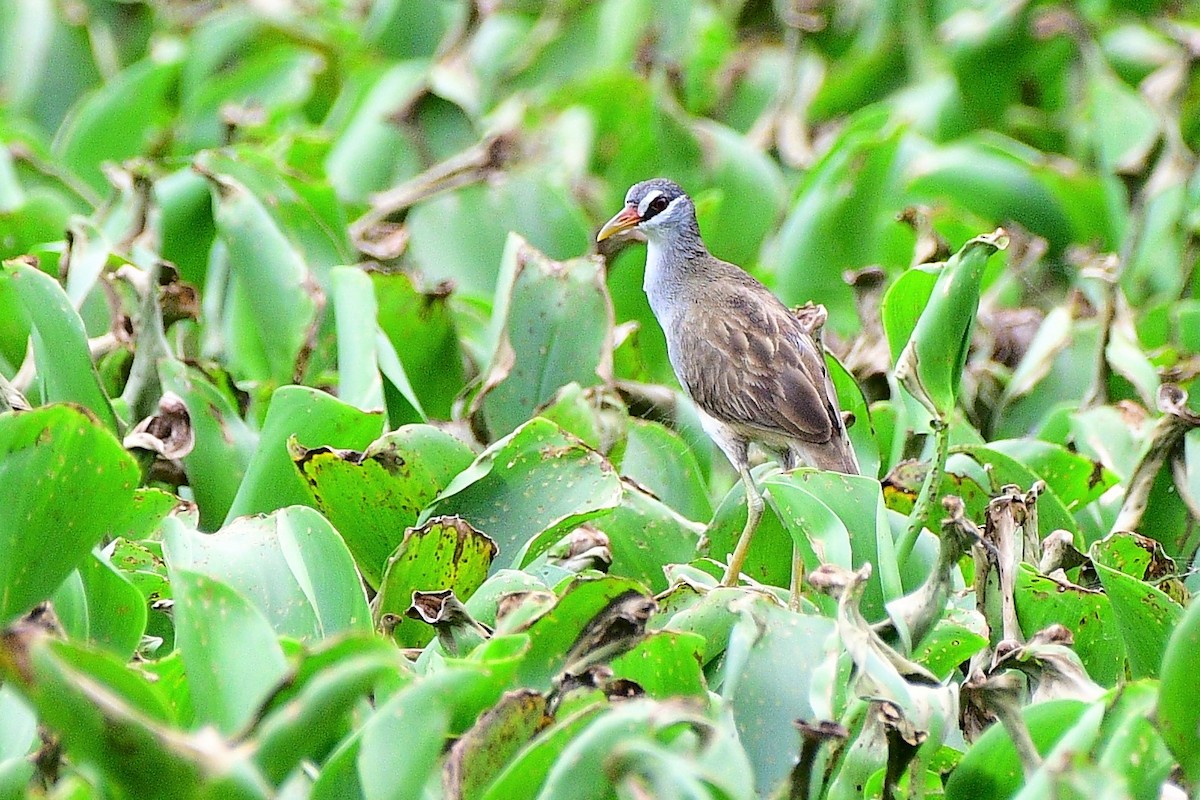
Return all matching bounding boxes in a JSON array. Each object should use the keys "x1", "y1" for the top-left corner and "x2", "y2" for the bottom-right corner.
[{"x1": 597, "y1": 178, "x2": 859, "y2": 587}]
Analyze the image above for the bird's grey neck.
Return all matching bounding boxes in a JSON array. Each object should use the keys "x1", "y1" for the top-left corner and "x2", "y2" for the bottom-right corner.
[{"x1": 643, "y1": 228, "x2": 708, "y2": 295}]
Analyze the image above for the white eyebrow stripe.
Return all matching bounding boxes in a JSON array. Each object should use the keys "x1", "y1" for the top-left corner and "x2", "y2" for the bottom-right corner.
[{"x1": 637, "y1": 190, "x2": 663, "y2": 216}]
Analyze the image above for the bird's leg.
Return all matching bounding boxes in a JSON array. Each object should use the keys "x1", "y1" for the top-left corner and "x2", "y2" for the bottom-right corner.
[
  {"x1": 789, "y1": 547, "x2": 804, "y2": 611},
  {"x1": 722, "y1": 465, "x2": 764, "y2": 587}
]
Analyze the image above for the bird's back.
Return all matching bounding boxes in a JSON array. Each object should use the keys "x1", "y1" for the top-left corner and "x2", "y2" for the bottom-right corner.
[{"x1": 663, "y1": 255, "x2": 859, "y2": 473}]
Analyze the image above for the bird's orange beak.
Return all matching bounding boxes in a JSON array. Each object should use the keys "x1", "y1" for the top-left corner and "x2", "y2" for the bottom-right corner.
[{"x1": 596, "y1": 205, "x2": 641, "y2": 242}]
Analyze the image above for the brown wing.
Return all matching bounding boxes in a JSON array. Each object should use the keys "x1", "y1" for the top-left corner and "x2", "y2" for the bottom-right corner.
[{"x1": 671, "y1": 275, "x2": 839, "y2": 446}]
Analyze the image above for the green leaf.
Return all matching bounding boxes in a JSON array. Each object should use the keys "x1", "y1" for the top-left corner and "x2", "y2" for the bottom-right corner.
[
  {"x1": 945, "y1": 700, "x2": 1089, "y2": 800},
  {"x1": 329, "y1": 266, "x2": 384, "y2": 412},
  {"x1": 163, "y1": 507, "x2": 372, "y2": 641},
  {"x1": 426, "y1": 417, "x2": 623, "y2": 571},
  {"x1": 1156, "y1": 584, "x2": 1200, "y2": 781},
  {"x1": 0, "y1": 258, "x2": 118, "y2": 431},
  {"x1": 53, "y1": 49, "x2": 182, "y2": 193},
  {"x1": 169, "y1": 569, "x2": 289, "y2": 735},
  {"x1": 206, "y1": 173, "x2": 318, "y2": 386},
  {"x1": 608, "y1": 630, "x2": 707, "y2": 699},
  {"x1": 443, "y1": 689, "x2": 547, "y2": 800},
  {"x1": 374, "y1": 516, "x2": 499, "y2": 648},
  {"x1": 1013, "y1": 565, "x2": 1124, "y2": 687},
  {"x1": 718, "y1": 592, "x2": 835, "y2": 795},
  {"x1": 294, "y1": 424, "x2": 476, "y2": 588},
  {"x1": 53, "y1": 551, "x2": 148, "y2": 660},
  {"x1": 373, "y1": 270, "x2": 465, "y2": 420},
  {"x1": 225, "y1": 385, "x2": 384, "y2": 523},
  {"x1": 158, "y1": 359, "x2": 257, "y2": 530},
  {"x1": 474, "y1": 234, "x2": 614, "y2": 440},
  {"x1": 620, "y1": 418, "x2": 711, "y2": 523},
  {"x1": 894, "y1": 230, "x2": 1007, "y2": 417},
  {"x1": 588, "y1": 483, "x2": 703, "y2": 594},
  {"x1": 0, "y1": 405, "x2": 139, "y2": 624}
]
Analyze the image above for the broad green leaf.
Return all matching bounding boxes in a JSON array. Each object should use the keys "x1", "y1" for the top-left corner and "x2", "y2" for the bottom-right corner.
[
  {"x1": 358, "y1": 667, "x2": 514, "y2": 800},
  {"x1": 0, "y1": 405, "x2": 138, "y2": 624},
  {"x1": 426, "y1": 417, "x2": 623, "y2": 571},
  {"x1": 985, "y1": 439, "x2": 1118, "y2": 512},
  {"x1": 225, "y1": 385, "x2": 384, "y2": 523},
  {"x1": 163, "y1": 508, "x2": 372, "y2": 641},
  {"x1": 0, "y1": 258, "x2": 117, "y2": 431},
  {"x1": 588, "y1": 483, "x2": 703, "y2": 594},
  {"x1": 329, "y1": 266, "x2": 384, "y2": 412},
  {"x1": 374, "y1": 516, "x2": 499, "y2": 648},
  {"x1": 53, "y1": 48, "x2": 182, "y2": 193},
  {"x1": 480, "y1": 704, "x2": 605, "y2": 800},
  {"x1": 770, "y1": 108, "x2": 909, "y2": 335},
  {"x1": 324, "y1": 61, "x2": 427, "y2": 203},
  {"x1": 475, "y1": 234, "x2": 614, "y2": 440},
  {"x1": 718, "y1": 593, "x2": 835, "y2": 795},
  {"x1": 406, "y1": 174, "x2": 592, "y2": 298},
  {"x1": 1013, "y1": 565, "x2": 1124, "y2": 687},
  {"x1": 506, "y1": 575, "x2": 649, "y2": 690},
  {"x1": 608, "y1": 630, "x2": 707, "y2": 699},
  {"x1": 53, "y1": 551, "x2": 148, "y2": 660},
  {"x1": 373, "y1": 270, "x2": 465, "y2": 420},
  {"x1": 253, "y1": 637, "x2": 411, "y2": 785},
  {"x1": 207, "y1": 173, "x2": 318, "y2": 386},
  {"x1": 170, "y1": 569, "x2": 289, "y2": 735},
  {"x1": 945, "y1": 700, "x2": 1089, "y2": 800},
  {"x1": 894, "y1": 230, "x2": 1007, "y2": 417},
  {"x1": 620, "y1": 418, "x2": 711, "y2": 523},
  {"x1": 0, "y1": 634, "x2": 271, "y2": 799},
  {"x1": 159, "y1": 359, "x2": 257, "y2": 530},
  {"x1": 443, "y1": 689, "x2": 547, "y2": 800},
  {"x1": 293, "y1": 424, "x2": 476, "y2": 588},
  {"x1": 1156, "y1": 586, "x2": 1200, "y2": 781}
]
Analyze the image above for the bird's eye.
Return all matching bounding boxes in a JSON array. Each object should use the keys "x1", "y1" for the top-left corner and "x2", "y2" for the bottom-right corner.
[{"x1": 646, "y1": 195, "x2": 669, "y2": 216}]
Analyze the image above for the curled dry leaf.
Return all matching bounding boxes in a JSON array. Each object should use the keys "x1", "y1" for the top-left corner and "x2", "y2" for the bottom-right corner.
[
  {"x1": 405, "y1": 589, "x2": 493, "y2": 657},
  {"x1": 123, "y1": 392, "x2": 195, "y2": 460}
]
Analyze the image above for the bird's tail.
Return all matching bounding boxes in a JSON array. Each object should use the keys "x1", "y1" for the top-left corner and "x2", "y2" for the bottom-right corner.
[{"x1": 793, "y1": 432, "x2": 860, "y2": 475}]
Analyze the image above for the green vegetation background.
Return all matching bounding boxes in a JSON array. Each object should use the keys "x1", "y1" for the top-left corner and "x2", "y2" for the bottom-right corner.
[{"x1": 1, "y1": 1, "x2": 1200, "y2": 798}]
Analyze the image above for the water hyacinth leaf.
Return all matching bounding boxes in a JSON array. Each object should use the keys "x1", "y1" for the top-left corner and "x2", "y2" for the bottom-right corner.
[
  {"x1": 158, "y1": 359, "x2": 257, "y2": 529},
  {"x1": 1013, "y1": 565, "x2": 1124, "y2": 687},
  {"x1": 374, "y1": 516, "x2": 498, "y2": 648},
  {"x1": 608, "y1": 630, "x2": 707, "y2": 699},
  {"x1": 828, "y1": 352, "x2": 882, "y2": 479},
  {"x1": 1094, "y1": 681, "x2": 1175, "y2": 800},
  {"x1": 324, "y1": 60, "x2": 427, "y2": 203},
  {"x1": 443, "y1": 689, "x2": 546, "y2": 800},
  {"x1": 506, "y1": 575, "x2": 649, "y2": 690},
  {"x1": 619, "y1": 418, "x2": 711, "y2": 522},
  {"x1": 358, "y1": 667, "x2": 514, "y2": 800},
  {"x1": 163, "y1": 508, "x2": 371, "y2": 641},
  {"x1": 771, "y1": 110, "x2": 907, "y2": 334},
  {"x1": 52, "y1": 551, "x2": 148, "y2": 660},
  {"x1": 1156, "y1": 590, "x2": 1200, "y2": 782},
  {"x1": 478, "y1": 704, "x2": 605, "y2": 800},
  {"x1": 1087, "y1": 66, "x2": 1159, "y2": 177},
  {"x1": 0, "y1": 258, "x2": 118, "y2": 431},
  {"x1": 426, "y1": 418, "x2": 623, "y2": 571},
  {"x1": 170, "y1": 568, "x2": 289, "y2": 735},
  {"x1": 225, "y1": 385, "x2": 384, "y2": 523},
  {"x1": 718, "y1": 593, "x2": 835, "y2": 795},
  {"x1": 53, "y1": 48, "x2": 182, "y2": 194},
  {"x1": 1090, "y1": 557, "x2": 1182, "y2": 680},
  {"x1": 329, "y1": 266, "x2": 384, "y2": 412},
  {"x1": 253, "y1": 637, "x2": 411, "y2": 784},
  {"x1": 406, "y1": 175, "x2": 592, "y2": 298},
  {"x1": 0, "y1": 634, "x2": 272, "y2": 799},
  {"x1": 705, "y1": 464, "x2": 795, "y2": 587},
  {"x1": 534, "y1": 698, "x2": 752, "y2": 800},
  {"x1": 587, "y1": 482, "x2": 703, "y2": 594},
  {"x1": 206, "y1": 173, "x2": 318, "y2": 386},
  {"x1": 293, "y1": 424, "x2": 476, "y2": 588},
  {"x1": 372, "y1": 270, "x2": 464, "y2": 420},
  {"x1": 946, "y1": 446, "x2": 1078, "y2": 537},
  {"x1": 894, "y1": 230, "x2": 1007, "y2": 417},
  {"x1": 984, "y1": 439, "x2": 1118, "y2": 512},
  {"x1": 474, "y1": 234, "x2": 614, "y2": 440},
  {"x1": 0, "y1": 405, "x2": 139, "y2": 624},
  {"x1": 945, "y1": 699, "x2": 1088, "y2": 800}
]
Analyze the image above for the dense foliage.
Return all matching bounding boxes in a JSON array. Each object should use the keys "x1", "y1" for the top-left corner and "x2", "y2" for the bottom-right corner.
[{"x1": 2, "y1": 0, "x2": 1200, "y2": 798}]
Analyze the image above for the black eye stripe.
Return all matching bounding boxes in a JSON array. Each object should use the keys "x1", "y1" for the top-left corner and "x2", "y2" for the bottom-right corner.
[{"x1": 643, "y1": 195, "x2": 670, "y2": 219}]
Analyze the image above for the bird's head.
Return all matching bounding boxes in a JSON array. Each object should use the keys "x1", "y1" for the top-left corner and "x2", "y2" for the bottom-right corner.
[{"x1": 596, "y1": 179, "x2": 696, "y2": 244}]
